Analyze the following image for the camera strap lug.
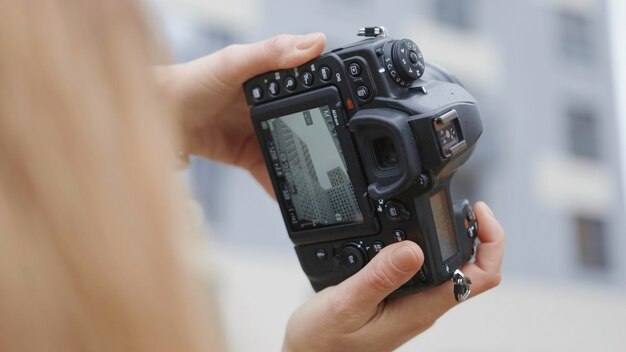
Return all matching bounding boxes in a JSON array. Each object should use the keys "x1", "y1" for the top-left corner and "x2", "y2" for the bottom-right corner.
[
  {"x1": 452, "y1": 269, "x2": 472, "y2": 302},
  {"x1": 357, "y1": 26, "x2": 389, "y2": 38}
]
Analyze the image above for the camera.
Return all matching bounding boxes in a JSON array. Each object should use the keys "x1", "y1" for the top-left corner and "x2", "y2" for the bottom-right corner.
[{"x1": 243, "y1": 27, "x2": 482, "y2": 301}]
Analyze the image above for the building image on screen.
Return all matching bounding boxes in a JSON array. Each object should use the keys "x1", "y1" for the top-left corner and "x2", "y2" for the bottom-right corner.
[{"x1": 268, "y1": 106, "x2": 363, "y2": 229}]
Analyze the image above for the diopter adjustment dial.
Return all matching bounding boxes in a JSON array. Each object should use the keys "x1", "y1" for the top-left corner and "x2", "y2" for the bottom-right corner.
[{"x1": 383, "y1": 39, "x2": 425, "y2": 87}]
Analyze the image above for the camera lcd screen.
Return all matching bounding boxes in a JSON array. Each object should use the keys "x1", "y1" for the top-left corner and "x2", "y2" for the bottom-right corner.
[
  {"x1": 429, "y1": 189, "x2": 458, "y2": 261},
  {"x1": 262, "y1": 105, "x2": 364, "y2": 231}
]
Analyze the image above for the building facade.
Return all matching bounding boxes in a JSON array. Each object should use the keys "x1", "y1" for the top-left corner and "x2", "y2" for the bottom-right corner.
[
  {"x1": 270, "y1": 118, "x2": 361, "y2": 225},
  {"x1": 270, "y1": 118, "x2": 334, "y2": 224},
  {"x1": 326, "y1": 167, "x2": 361, "y2": 223}
]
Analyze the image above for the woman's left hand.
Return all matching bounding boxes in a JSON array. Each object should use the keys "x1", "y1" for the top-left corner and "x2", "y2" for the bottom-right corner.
[{"x1": 158, "y1": 33, "x2": 326, "y2": 192}]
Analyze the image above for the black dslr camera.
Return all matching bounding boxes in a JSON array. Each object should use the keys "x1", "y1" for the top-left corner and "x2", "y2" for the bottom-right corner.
[{"x1": 244, "y1": 27, "x2": 482, "y2": 301}]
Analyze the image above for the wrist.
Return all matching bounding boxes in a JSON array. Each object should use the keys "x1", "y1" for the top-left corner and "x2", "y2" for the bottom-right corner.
[{"x1": 153, "y1": 65, "x2": 195, "y2": 168}]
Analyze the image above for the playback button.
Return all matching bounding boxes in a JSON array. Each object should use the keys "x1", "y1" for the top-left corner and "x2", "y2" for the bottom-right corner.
[{"x1": 349, "y1": 62, "x2": 361, "y2": 77}]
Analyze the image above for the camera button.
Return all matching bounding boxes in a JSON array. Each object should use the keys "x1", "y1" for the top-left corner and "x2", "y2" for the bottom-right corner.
[
  {"x1": 393, "y1": 229, "x2": 407, "y2": 242},
  {"x1": 349, "y1": 63, "x2": 361, "y2": 77},
  {"x1": 284, "y1": 76, "x2": 297, "y2": 91},
  {"x1": 385, "y1": 200, "x2": 410, "y2": 222},
  {"x1": 315, "y1": 248, "x2": 327, "y2": 261},
  {"x1": 251, "y1": 85, "x2": 263, "y2": 100},
  {"x1": 467, "y1": 209, "x2": 477, "y2": 223},
  {"x1": 356, "y1": 85, "x2": 370, "y2": 100},
  {"x1": 367, "y1": 241, "x2": 385, "y2": 259},
  {"x1": 267, "y1": 81, "x2": 280, "y2": 96},
  {"x1": 319, "y1": 66, "x2": 332, "y2": 82},
  {"x1": 302, "y1": 71, "x2": 314, "y2": 87},
  {"x1": 339, "y1": 244, "x2": 366, "y2": 272},
  {"x1": 467, "y1": 225, "x2": 477, "y2": 238},
  {"x1": 416, "y1": 268, "x2": 427, "y2": 283}
]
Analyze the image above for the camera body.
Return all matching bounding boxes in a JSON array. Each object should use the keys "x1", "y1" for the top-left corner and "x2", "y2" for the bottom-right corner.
[{"x1": 244, "y1": 28, "x2": 482, "y2": 298}]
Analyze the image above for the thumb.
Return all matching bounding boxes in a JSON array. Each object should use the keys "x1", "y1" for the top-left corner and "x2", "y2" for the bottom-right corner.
[
  {"x1": 210, "y1": 33, "x2": 326, "y2": 85},
  {"x1": 333, "y1": 242, "x2": 424, "y2": 319}
]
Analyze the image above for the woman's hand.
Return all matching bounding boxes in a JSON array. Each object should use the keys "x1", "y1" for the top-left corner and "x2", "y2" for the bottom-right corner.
[
  {"x1": 283, "y1": 202, "x2": 504, "y2": 352},
  {"x1": 157, "y1": 33, "x2": 326, "y2": 192}
]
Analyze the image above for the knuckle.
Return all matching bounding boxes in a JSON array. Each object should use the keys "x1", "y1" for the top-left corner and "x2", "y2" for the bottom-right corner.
[
  {"x1": 415, "y1": 318, "x2": 436, "y2": 332},
  {"x1": 264, "y1": 35, "x2": 294, "y2": 67},
  {"x1": 365, "y1": 261, "x2": 396, "y2": 292},
  {"x1": 221, "y1": 43, "x2": 242, "y2": 60},
  {"x1": 406, "y1": 312, "x2": 437, "y2": 334},
  {"x1": 216, "y1": 44, "x2": 244, "y2": 83},
  {"x1": 265, "y1": 35, "x2": 289, "y2": 54},
  {"x1": 486, "y1": 272, "x2": 502, "y2": 288}
]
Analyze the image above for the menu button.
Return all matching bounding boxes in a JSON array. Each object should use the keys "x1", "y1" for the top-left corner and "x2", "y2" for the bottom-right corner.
[{"x1": 319, "y1": 66, "x2": 332, "y2": 82}]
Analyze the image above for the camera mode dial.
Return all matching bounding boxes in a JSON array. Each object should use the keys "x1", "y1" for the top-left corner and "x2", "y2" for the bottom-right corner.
[{"x1": 383, "y1": 39, "x2": 425, "y2": 87}]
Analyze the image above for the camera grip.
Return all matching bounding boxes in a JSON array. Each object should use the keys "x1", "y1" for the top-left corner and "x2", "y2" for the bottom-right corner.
[{"x1": 349, "y1": 109, "x2": 421, "y2": 199}]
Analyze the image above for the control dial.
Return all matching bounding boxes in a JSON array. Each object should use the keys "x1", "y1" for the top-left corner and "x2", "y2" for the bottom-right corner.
[{"x1": 383, "y1": 39, "x2": 425, "y2": 87}]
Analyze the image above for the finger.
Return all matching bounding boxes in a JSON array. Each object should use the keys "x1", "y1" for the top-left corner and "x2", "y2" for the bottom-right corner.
[
  {"x1": 378, "y1": 202, "x2": 505, "y2": 334},
  {"x1": 472, "y1": 201, "x2": 505, "y2": 278},
  {"x1": 380, "y1": 276, "x2": 455, "y2": 336},
  {"x1": 248, "y1": 155, "x2": 275, "y2": 199},
  {"x1": 422, "y1": 202, "x2": 503, "y2": 299},
  {"x1": 330, "y1": 242, "x2": 424, "y2": 324},
  {"x1": 210, "y1": 33, "x2": 326, "y2": 86}
]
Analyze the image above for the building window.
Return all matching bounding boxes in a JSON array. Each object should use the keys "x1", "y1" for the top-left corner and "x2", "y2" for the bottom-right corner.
[
  {"x1": 567, "y1": 105, "x2": 598, "y2": 159},
  {"x1": 575, "y1": 217, "x2": 608, "y2": 270},
  {"x1": 433, "y1": 0, "x2": 475, "y2": 30},
  {"x1": 557, "y1": 10, "x2": 593, "y2": 63}
]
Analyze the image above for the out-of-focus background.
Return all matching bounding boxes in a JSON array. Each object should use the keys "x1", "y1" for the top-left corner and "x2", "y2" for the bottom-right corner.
[{"x1": 147, "y1": 0, "x2": 626, "y2": 351}]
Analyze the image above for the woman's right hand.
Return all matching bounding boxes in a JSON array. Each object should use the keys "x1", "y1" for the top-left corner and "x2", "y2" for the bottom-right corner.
[{"x1": 283, "y1": 201, "x2": 504, "y2": 352}]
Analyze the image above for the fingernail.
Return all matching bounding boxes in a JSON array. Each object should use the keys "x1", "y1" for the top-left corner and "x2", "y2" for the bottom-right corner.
[
  {"x1": 391, "y1": 245, "x2": 420, "y2": 272},
  {"x1": 296, "y1": 32, "x2": 322, "y2": 50}
]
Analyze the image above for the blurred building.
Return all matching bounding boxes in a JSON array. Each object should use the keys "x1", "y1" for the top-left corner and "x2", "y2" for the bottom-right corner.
[
  {"x1": 270, "y1": 118, "x2": 335, "y2": 223},
  {"x1": 150, "y1": 0, "x2": 625, "y2": 289}
]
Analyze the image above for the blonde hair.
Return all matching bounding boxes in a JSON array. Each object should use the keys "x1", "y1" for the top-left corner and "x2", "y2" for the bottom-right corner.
[{"x1": 0, "y1": 0, "x2": 222, "y2": 350}]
